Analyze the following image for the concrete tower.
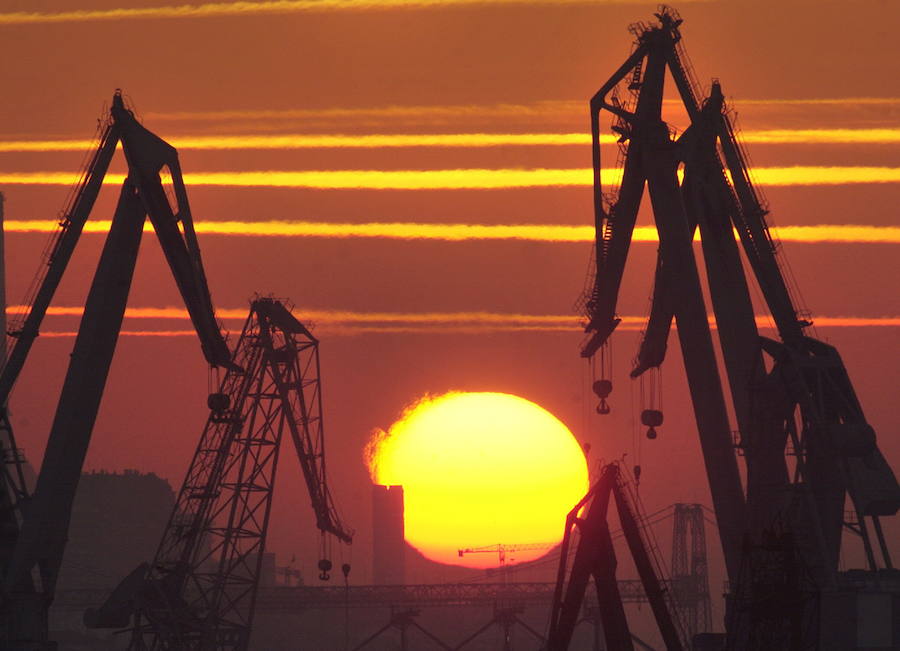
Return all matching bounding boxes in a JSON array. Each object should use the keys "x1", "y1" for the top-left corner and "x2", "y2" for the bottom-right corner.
[{"x1": 372, "y1": 484, "x2": 405, "y2": 585}]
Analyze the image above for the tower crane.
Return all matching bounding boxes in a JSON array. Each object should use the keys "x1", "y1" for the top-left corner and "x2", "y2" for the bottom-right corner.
[
  {"x1": 457, "y1": 542, "x2": 555, "y2": 567},
  {"x1": 457, "y1": 542, "x2": 555, "y2": 586},
  {"x1": 575, "y1": 7, "x2": 899, "y2": 649},
  {"x1": 86, "y1": 298, "x2": 353, "y2": 651},
  {"x1": 0, "y1": 91, "x2": 233, "y2": 650}
]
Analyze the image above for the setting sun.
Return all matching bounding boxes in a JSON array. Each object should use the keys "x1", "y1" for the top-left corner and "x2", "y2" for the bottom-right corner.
[{"x1": 366, "y1": 392, "x2": 589, "y2": 568}]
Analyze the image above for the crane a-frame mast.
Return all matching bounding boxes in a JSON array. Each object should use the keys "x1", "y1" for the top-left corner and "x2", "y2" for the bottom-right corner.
[
  {"x1": 579, "y1": 7, "x2": 899, "y2": 648},
  {"x1": 582, "y1": 9, "x2": 747, "y2": 581},
  {"x1": 0, "y1": 92, "x2": 233, "y2": 650},
  {"x1": 548, "y1": 463, "x2": 686, "y2": 651}
]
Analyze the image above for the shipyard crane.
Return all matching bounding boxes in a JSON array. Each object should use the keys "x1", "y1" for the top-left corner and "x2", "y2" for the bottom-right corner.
[
  {"x1": 0, "y1": 91, "x2": 233, "y2": 650},
  {"x1": 86, "y1": 297, "x2": 353, "y2": 651},
  {"x1": 576, "y1": 7, "x2": 899, "y2": 649},
  {"x1": 548, "y1": 463, "x2": 686, "y2": 651}
]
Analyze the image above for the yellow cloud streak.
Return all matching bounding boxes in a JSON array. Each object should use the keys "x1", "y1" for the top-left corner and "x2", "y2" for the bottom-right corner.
[
  {"x1": 2, "y1": 166, "x2": 900, "y2": 190},
  {"x1": 4, "y1": 220, "x2": 899, "y2": 244},
  {"x1": 736, "y1": 98, "x2": 900, "y2": 106},
  {"x1": 4, "y1": 128, "x2": 900, "y2": 152},
  {"x1": 20, "y1": 305, "x2": 900, "y2": 329},
  {"x1": 14, "y1": 305, "x2": 575, "y2": 324},
  {"x1": 39, "y1": 330, "x2": 202, "y2": 338},
  {"x1": 0, "y1": 0, "x2": 711, "y2": 26},
  {"x1": 28, "y1": 310, "x2": 900, "y2": 339},
  {"x1": 0, "y1": 134, "x2": 590, "y2": 152},
  {"x1": 740, "y1": 129, "x2": 900, "y2": 145},
  {"x1": 145, "y1": 102, "x2": 581, "y2": 123},
  {"x1": 135, "y1": 98, "x2": 900, "y2": 125}
]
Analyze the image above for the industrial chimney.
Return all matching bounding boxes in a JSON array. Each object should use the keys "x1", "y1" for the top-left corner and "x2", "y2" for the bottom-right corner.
[{"x1": 372, "y1": 484, "x2": 405, "y2": 585}]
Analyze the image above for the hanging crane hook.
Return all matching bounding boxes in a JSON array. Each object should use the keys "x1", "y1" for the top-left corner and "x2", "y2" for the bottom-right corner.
[
  {"x1": 593, "y1": 379, "x2": 613, "y2": 415},
  {"x1": 641, "y1": 409, "x2": 663, "y2": 439},
  {"x1": 318, "y1": 558, "x2": 333, "y2": 581}
]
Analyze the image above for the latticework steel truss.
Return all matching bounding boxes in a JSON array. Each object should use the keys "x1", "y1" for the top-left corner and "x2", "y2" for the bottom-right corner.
[{"x1": 128, "y1": 298, "x2": 349, "y2": 650}]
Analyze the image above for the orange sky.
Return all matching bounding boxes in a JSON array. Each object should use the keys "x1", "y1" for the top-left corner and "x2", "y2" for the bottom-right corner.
[{"x1": 1, "y1": 0, "x2": 898, "y2": 616}]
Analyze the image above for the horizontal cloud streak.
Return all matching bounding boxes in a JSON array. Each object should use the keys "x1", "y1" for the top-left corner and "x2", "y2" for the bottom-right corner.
[
  {"x1": 3, "y1": 166, "x2": 900, "y2": 189},
  {"x1": 140, "y1": 98, "x2": 900, "y2": 124},
  {"x1": 0, "y1": 133, "x2": 588, "y2": 152},
  {"x1": 741, "y1": 128, "x2": 900, "y2": 145},
  {"x1": 4, "y1": 128, "x2": 900, "y2": 152},
  {"x1": 17, "y1": 305, "x2": 579, "y2": 326},
  {"x1": 20, "y1": 305, "x2": 900, "y2": 327},
  {"x1": 146, "y1": 102, "x2": 582, "y2": 123},
  {"x1": 27, "y1": 306, "x2": 900, "y2": 339},
  {"x1": 4, "y1": 220, "x2": 898, "y2": 244},
  {"x1": 0, "y1": 0, "x2": 711, "y2": 26},
  {"x1": 39, "y1": 330, "x2": 203, "y2": 337}
]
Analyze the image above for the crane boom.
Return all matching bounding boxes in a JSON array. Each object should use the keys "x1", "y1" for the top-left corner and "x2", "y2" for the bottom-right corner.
[
  {"x1": 582, "y1": 9, "x2": 746, "y2": 581},
  {"x1": 578, "y1": 8, "x2": 900, "y2": 648},
  {"x1": 0, "y1": 119, "x2": 119, "y2": 407},
  {"x1": 0, "y1": 91, "x2": 233, "y2": 650},
  {"x1": 87, "y1": 298, "x2": 352, "y2": 650}
]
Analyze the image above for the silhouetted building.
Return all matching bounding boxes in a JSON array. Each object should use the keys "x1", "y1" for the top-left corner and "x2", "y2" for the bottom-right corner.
[
  {"x1": 55, "y1": 469, "x2": 175, "y2": 592},
  {"x1": 260, "y1": 552, "x2": 276, "y2": 587},
  {"x1": 372, "y1": 484, "x2": 405, "y2": 585}
]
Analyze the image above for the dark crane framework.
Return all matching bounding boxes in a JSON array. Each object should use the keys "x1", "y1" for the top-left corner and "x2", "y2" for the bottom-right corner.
[
  {"x1": 86, "y1": 297, "x2": 353, "y2": 650},
  {"x1": 1, "y1": 95, "x2": 353, "y2": 650},
  {"x1": 548, "y1": 463, "x2": 687, "y2": 651},
  {"x1": 0, "y1": 91, "x2": 234, "y2": 650},
  {"x1": 564, "y1": 6, "x2": 899, "y2": 650}
]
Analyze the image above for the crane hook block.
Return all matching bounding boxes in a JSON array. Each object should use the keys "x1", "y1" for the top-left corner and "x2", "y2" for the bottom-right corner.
[
  {"x1": 318, "y1": 558, "x2": 333, "y2": 581},
  {"x1": 642, "y1": 409, "x2": 663, "y2": 440},
  {"x1": 341, "y1": 563, "x2": 351, "y2": 578},
  {"x1": 640, "y1": 409, "x2": 663, "y2": 428},
  {"x1": 596, "y1": 399, "x2": 611, "y2": 415},
  {"x1": 592, "y1": 379, "x2": 613, "y2": 399},
  {"x1": 207, "y1": 392, "x2": 230, "y2": 412}
]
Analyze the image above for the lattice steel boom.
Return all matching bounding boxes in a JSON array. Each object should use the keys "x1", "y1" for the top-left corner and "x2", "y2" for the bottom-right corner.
[{"x1": 111, "y1": 298, "x2": 351, "y2": 650}]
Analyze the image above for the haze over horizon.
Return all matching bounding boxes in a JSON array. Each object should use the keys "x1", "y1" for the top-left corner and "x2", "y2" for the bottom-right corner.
[{"x1": 1, "y1": 0, "x2": 897, "y2": 616}]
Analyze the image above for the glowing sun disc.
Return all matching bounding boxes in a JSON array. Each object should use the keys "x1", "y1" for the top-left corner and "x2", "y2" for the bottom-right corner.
[{"x1": 366, "y1": 392, "x2": 589, "y2": 568}]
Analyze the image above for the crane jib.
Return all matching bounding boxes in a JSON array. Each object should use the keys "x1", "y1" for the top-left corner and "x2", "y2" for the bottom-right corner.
[{"x1": 0, "y1": 91, "x2": 237, "y2": 649}]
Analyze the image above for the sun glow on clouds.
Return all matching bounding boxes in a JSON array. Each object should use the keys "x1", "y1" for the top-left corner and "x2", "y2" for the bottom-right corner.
[
  {"x1": 5, "y1": 220, "x2": 899, "y2": 244},
  {"x1": 365, "y1": 392, "x2": 589, "y2": 568},
  {"x1": 23, "y1": 306, "x2": 900, "y2": 338},
  {"x1": 3, "y1": 166, "x2": 900, "y2": 190},
  {"x1": 126, "y1": 98, "x2": 900, "y2": 125},
  {"x1": 4, "y1": 128, "x2": 900, "y2": 152},
  {"x1": 0, "y1": 0, "x2": 712, "y2": 26}
]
